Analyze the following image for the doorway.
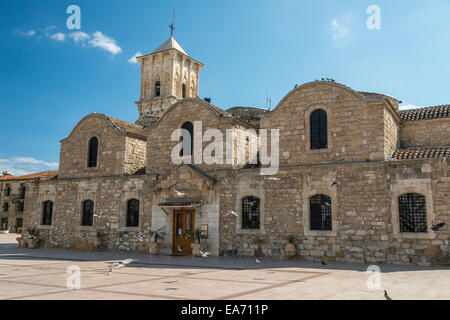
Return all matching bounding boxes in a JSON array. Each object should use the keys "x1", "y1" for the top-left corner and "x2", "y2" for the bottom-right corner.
[{"x1": 173, "y1": 210, "x2": 195, "y2": 255}]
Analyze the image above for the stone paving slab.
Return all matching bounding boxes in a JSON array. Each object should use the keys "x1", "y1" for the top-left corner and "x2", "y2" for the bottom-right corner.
[{"x1": 0, "y1": 234, "x2": 449, "y2": 300}]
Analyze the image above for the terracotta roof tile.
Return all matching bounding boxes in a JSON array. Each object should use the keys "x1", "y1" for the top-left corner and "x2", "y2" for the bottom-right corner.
[
  {"x1": 104, "y1": 115, "x2": 146, "y2": 140},
  {"x1": 391, "y1": 147, "x2": 450, "y2": 160},
  {"x1": 400, "y1": 105, "x2": 450, "y2": 121},
  {"x1": 0, "y1": 175, "x2": 15, "y2": 180},
  {"x1": 1, "y1": 170, "x2": 58, "y2": 181}
]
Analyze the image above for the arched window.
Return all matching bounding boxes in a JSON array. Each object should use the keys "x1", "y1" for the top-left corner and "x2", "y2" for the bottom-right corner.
[
  {"x1": 88, "y1": 137, "x2": 98, "y2": 168},
  {"x1": 180, "y1": 121, "x2": 194, "y2": 157},
  {"x1": 127, "y1": 199, "x2": 140, "y2": 227},
  {"x1": 242, "y1": 196, "x2": 260, "y2": 229},
  {"x1": 82, "y1": 200, "x2": 94, "y2": 226},
  {"x1": 42, "y1": 201, "x2": 53, "y2": 226},
  {"x1": 182, "y1": 83, "x2": 186, "y2": 98},
  {"x1": 310, "y1": 109, "x2": 328, "y2": 150},
  {"x1": 310, "y1": 195, "x2": 332, "y2": 231},
  {"x1": 398, "y1": 193, "x2": 427, "y2": 233},
  {"x1": 155, "y1": 81, "x2": 161, "y2": 97}
]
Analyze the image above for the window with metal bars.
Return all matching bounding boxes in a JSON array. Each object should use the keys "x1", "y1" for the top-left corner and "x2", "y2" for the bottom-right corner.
[
  {"x1": 42, "y1": 201, "x2": 53, "y2": 225},
  {"x1": 88, "y1": 137, "x2": 98, "y2": 168},
  {"x1": 310, "y1": 109, "x2": 328, "y2": 150},
  {"x1": 398, "y1": 193, "x2": 427, "y2": 233},
  {"x1": 310, "y1": 195, "x2": 332, "y2": 231},
  {"x1": 126, "y1": 199, "x2": 140, "y2": 227},
  {"x1": 242, "y1": 196, "x2": 260, "y2": 229},
  {"x1": 82, "y1": 200, "x2": 94, "y2": 226},
  {"x1": 17, "y1": 201, "x2": 24, "y2": 212}
]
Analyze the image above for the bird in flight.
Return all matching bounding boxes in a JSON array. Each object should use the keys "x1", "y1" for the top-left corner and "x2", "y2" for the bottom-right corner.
[
  {"x1": 200, "y1": 251, "x2": 210, "y2": 258},
  {"x1": 331, "y1": 181, "x2": 341, "y2": 187},
  {"x1": 255, "y1": 258, "x2": 262, "y2": 263},
  {"x1": 322, "y1": 202, "x2": 331, "y2": 207},
  {"x1": 106, "y1": 258, "x2": 134, "y2": 275},
  {"x1": 224, "y1": 178, "x2": 231, "y2": 183},
  {"x1": 384, "y1": 290, "x2": 392, "y2": 300},
  {"x1": 431, "y1": 222, "x2": 445, "y2": 232},
  {"x1": 172, "y1": 188, "x2": 186, "y2": 197},
  {"x1": 178, "y1": 245, "x2": 184, "y2": 252},
  {"x1": 225, "y1": 210, "x2": 238, "y2": 217}
]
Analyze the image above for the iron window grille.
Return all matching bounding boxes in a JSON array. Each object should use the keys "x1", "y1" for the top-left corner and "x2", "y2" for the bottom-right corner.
[
  {"x1": 82, "y1": 200, "x2": 94, "y2": 227},
  {"x1": 310, "y1": 109, "x2": 328, "y2": 150},
  {"x1": 310, "y1": 195, "x2": 332, "y2": 231},
  {"x1": 126, "y1": 199, "x2": 140, "y2": 227},
  {"x1": 398, "y1": 193, "x2": 427, "y2": 233},
  {"x1": 42, "y1": 201, "x2": 53, "y2": 226},
  {"x1": 242, "y1": 196, "x2": 260, "y2": 229}
]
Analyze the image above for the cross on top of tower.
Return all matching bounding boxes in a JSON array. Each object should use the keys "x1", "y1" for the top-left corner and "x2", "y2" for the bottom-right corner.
[{"x1": 169, "y1": 9, "x2": 176, "y2": 37}]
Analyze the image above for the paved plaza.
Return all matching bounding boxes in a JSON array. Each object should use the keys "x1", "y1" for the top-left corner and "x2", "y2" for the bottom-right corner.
[{"x1": 0, "y1": 233, "x2": 448, "y2": 300}]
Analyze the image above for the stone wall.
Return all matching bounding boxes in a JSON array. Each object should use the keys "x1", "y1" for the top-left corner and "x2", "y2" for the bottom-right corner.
[
  {"x1": 400, "y1": 118, "x2": 450, "y2": 148},
  {"x1": 59, "y1": 114, "x2": 144, "y2": 178},
  {"x1": 384, "y1": 106, "x2": 401, "y2": 159},
  {"x1": 216, "y1": 159, "x2": 449, "y2": 265},
  {"x1": 260, "y1": 82, "x2": 387, "y2": 165},
  {"x1": 145, "y1": 99, "x2": 256, "y2": 174}
]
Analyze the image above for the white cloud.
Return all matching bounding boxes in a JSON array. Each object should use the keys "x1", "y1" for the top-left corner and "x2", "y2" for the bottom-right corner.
[
  {"x1": 331, "y1": 19, "x2": 349, "y2": 41},
  {"x1": 0, "y1": 157, "x2": 58, "y2": 177},
  {"x1": 16, "y1": 26, "x2": 123, "y2": 56},
  {"x1": 89, "y1": 31, "x2": 122, "y2": 55},
  {"x1": 128, "y1": 52, "x2": 143, "y2": 64},
  {"x1": 13, "y1": 29, "x2": 36, "y2": 37},
  {"x1": 69, "y1": 31, "x2": 90, "y2": 43},
  {"x1": 400, "y1": 104, "x2": 423, "y2": 110},
  {"x1": 50, "y1": 32, "x2": 66, "y2": 41}
]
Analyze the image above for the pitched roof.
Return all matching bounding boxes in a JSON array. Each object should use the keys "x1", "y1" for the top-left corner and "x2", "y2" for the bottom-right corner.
[
  {"x1": 153, "y1": 37, "x2": 187, "y2": 55},
  {"x1": 103, "y1": 115, "x2": 146, "y2": 140},
  {"x1": 227, "y1": 107, "x2": 269, "y2": 122},
  {"x1": 0, "y1": 175, "x2": 15, "y2": 180},
  {"x1": 1, "y1": 170, "x2": 58, "y2": 181},
  {"x1": 391, "y1": 147, "x2": 450, "y2": 160},
  {"x1": 400, "y1": 105, "x2": 450, "y2": 121}
]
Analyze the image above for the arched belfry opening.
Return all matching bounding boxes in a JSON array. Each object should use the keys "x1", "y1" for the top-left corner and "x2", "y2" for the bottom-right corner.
[{"x1": 134, "y1": 22, "x2": 204, "y2": 125}]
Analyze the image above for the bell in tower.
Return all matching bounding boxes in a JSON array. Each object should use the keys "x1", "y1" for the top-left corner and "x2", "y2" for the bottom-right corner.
[{"x1": 134, "y1": 25, "x2": 204, "y2": 126}]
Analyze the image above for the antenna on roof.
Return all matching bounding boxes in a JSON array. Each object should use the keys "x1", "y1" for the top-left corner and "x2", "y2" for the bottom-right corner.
[{"x1": 169, "y1": 9, "x2": 176, "y2": 37}]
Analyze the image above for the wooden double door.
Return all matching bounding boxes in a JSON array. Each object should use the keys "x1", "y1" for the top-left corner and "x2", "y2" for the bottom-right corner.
[{"x1": 173, "y1": 210, "x2": 195, "y2": 255}]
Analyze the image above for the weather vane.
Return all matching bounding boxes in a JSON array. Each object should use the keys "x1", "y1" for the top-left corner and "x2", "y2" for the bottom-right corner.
[{"x1": 169, "y1": 9, "x2": 176, "y2": 37}]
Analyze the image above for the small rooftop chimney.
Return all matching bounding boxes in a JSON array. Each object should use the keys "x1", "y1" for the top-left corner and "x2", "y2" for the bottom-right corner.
[{"x1": 204, "y1": 97, "x2": 211, "y2": 103}]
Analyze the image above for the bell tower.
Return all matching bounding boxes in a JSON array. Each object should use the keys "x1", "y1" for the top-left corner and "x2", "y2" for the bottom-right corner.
[{"x1": 135, "y1": 34, "x2": 204, "y2": 126}]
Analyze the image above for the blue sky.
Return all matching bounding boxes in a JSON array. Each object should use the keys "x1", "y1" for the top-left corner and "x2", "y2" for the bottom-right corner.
[{"x1": 1, "y1": 0, "x2": 449, "y2": 175}]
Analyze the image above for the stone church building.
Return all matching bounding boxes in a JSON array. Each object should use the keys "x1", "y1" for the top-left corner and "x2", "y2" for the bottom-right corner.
[{"x1": 1, "y1": 35, "x2": 449, "y2": 265}]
